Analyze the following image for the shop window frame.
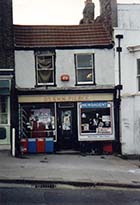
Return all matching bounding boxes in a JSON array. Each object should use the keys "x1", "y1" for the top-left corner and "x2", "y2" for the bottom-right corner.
[
  {"x1": 78, "y1": 101, "x2": 115, "y2": 141},
  {"x1": 0, "y1": 127, "x2": 6, "y2": 140},
  {"x1": 19, "y1": 103, "x2": 56, "y2": 140},
  {"x1": 0, "y1": 96, "x2": 9, "y2": 125},
  {"x1": 75, "y1": 53, "x2": 95, "y2": 85}
]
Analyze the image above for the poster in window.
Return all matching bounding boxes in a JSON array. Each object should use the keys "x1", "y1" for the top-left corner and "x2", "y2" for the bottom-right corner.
[
  {"x1": 79, "y1": 102, "x2": 113, "y2": 136},
  {"x1": 29, "y1": 108, "x2": 54, "y2": 130},
  {"x1": 62, "y1": 111, "x2": 71, "y2": 131}
]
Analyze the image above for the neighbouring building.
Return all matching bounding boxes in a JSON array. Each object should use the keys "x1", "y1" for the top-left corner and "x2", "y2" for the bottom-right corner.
[
  {"x1": 0, "y1": 0, "x2": 15, "y2": 150},
  {"x1": 114, "y1": 4, "x2": 140, "y2": 155}
]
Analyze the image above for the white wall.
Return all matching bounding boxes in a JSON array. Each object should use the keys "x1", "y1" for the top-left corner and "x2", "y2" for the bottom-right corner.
[
  {"x1": 15, "y1": 48, "x2": 114, "y2": 88},
  {"x1": 121, "y1": 96, "x2": 140, "y2": 155},
  {"x1": 15, "y1": 50, "x2": 36, "y2": 88},
  {"x1": 118, "y1": 4, "x2": 140, "y2": 29},
  {"x1": 114, "y1": 29, "x2": 140, "y2": 95},
  {"x1": 115, "y1": 4, "x2": 140, "y2": 155},
  {"x1": 95, "y1": 49, "x2": 114, "y2": 85}
]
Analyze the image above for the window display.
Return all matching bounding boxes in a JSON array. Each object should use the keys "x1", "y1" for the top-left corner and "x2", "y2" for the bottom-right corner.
[
  {"x1": 19, "y1": 104, "x2": 55, "y2": 139},
  {"x1": 79, "y1": 101, "x2": 114, "y2": 141}
]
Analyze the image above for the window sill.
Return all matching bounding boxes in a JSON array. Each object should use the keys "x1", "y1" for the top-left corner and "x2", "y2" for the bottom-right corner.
[
  {"x1": 35, "y1": 84, "x2": 57, "y2": 88},
  {"x1": 75, "y1": 83, "x2": 96, "y2": 86}
]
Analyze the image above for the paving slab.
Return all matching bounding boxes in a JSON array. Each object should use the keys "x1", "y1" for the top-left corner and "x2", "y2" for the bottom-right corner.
[{"x1": 0, "y1": 151, "x2": 140, "y2": 188}]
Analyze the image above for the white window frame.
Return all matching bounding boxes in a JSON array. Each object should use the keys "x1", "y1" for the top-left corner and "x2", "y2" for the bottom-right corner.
[
  {"x1": 137, "y1": 59, "x2": 140, "y2": 92},
  {"x1": 0, "y1": 96, "x2": 10, "y2": 125},
  {"x1": 75, "y1": 53, "x2": 95, "y2": 85},
  {"x1": 36, "y1": 54, "x2": 55, "y2": 86}
]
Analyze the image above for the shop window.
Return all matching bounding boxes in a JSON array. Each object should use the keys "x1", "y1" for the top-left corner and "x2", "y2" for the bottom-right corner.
[
  {"x1": 137, "y1": 59, "x2": 140, "y2": 91},
  {"x1": 79, "y1": 102, "x2": 113, "y2": 135},
  {"x1": 20, "y1": 104, "x2": 56, "y2": 139},
  {"x1": 75, "y1": 53, "x2": 95, "y2": 85},
  {"x1": 36, "y1": 51, "x2": 55, "y2": 86},
  {"x1": 0, "y1": 127, "x2": 6, "y2": 139},
  {"x1": 0, "y1": 96, "x2": 8, "y2": 124}
]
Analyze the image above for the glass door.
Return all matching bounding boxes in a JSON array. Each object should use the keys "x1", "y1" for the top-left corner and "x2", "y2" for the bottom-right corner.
[{"x1": 57, "y1": 103, "x2": 78, "y2": 150}]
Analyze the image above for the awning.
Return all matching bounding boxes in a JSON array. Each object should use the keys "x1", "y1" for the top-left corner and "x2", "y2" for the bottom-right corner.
[{"x1": 0, "y1": 80, "x2": 10, "y2": 95}]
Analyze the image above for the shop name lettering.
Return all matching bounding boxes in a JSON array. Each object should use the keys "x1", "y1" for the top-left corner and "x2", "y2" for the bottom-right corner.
[
  {"x1": 44, "y1": 95, "x2": 95, "y2": 102},
  {"x1": 81, "y1": 102, "x2": 108, "y2": 108}
]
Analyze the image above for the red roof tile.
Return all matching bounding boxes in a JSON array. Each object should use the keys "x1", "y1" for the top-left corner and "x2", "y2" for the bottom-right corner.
[{"x1": 13, "y1": 23, "x2": 113, "y2": 48}]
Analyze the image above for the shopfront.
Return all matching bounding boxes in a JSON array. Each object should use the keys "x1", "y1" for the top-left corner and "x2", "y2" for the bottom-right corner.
[
  {"x1": 0, "y1": 80, "x2": 11, "y2": 148},
  {"x1": 18, "y1": 90, "x2": 116, "y2": 154}
]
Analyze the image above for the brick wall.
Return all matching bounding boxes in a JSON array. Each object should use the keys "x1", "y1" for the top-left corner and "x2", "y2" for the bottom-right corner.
[
  {"x1": 98, "y1": 0, "x2": 118, "y2": 35},
  {"x1": 0, "y1": 0, "x2": 14, "y2": 69}
]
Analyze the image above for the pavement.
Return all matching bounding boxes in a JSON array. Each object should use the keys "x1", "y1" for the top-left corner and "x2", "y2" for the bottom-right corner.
[{"x1": 0, "y1": 150, "x2": 140, "y2": 188}]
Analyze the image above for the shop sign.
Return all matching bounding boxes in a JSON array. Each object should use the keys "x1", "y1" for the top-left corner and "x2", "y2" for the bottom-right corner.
[
  {"x1": 19, "y1": 93, "x2": 113, "y2": 103},
  {"x1": 80, "y1": 102, "x2": 109, "y2": 109}
]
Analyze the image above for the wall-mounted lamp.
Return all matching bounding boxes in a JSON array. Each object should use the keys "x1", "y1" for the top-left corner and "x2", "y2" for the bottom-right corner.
[{"x1": 61, "y1": 74, "x2": 70, "y2": 81}]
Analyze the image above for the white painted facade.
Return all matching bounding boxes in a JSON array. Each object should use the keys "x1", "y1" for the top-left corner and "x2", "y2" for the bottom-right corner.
[
  {"x1": 15, "y1": 48, "x2": 114, "y2": 88},
  {"x1": 114, "y1": 4, "x2": 140, "y2": 155}
]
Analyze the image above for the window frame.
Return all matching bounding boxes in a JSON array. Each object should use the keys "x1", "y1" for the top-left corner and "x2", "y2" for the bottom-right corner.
[
  {"x1": 19, "y1": 103, "x2": 56, "y2": 140},
  {"x1": 137, "y1": 59, "x2": 140, "y2": 92},
  {"x1": 0, "y1": 96, "x2": 9, "y2": 125},
  {"x1": 75, "y1": 53, "x2": 95, "y2": 85},
  {"x1": 78, "y1": 101, "x2": 115, "y2": 141},
  {"x1": 36, "y1": 52, "x2": 55, "y2": 86}
]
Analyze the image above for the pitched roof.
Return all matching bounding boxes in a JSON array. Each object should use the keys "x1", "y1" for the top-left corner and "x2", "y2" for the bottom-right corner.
[{"x1": 13, "y1": 23, "x2": 113, "y2": 49}]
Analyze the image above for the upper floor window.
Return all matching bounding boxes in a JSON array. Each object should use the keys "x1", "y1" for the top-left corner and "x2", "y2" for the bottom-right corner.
[
  {"x1": 36, "y1": 51, "x2": 55, "y2": 86},
  {"x1": 137, "y1": 59, "x2": 140, "y2": 91},
  {"x1": 75, "y1": 53, "x2": 95, "y2": 85}
]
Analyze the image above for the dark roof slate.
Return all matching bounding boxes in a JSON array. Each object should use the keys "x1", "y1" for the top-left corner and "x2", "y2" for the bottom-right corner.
[{"x1": 13, "y1": 23, "x2": 113, "y2": 49}]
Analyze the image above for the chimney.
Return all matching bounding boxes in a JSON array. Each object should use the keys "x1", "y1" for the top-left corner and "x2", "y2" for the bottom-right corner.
[
  {"x1": 98, "y1": 0, "x2": 118, "y2": 34},
  {"x1": 80, "y1": 0, "x2": 95, "y2": 24}
]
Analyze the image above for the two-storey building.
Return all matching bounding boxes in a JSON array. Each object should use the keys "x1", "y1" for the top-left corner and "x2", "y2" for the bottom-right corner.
[{"x1": 13, "y1": 22, "x2": 119, "y2": 154}]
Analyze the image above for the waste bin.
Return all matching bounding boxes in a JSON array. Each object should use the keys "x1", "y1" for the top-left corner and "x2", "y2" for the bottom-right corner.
[
  {"x1": 20, "y1": 138, "x2": 28, "y2": 153},
  {"x1": 45, "y1": 138, "x2": 54, "y2": 153},
  {"x1": 36, "y1": 138, "x2": 45, "y2": 153},
  {"x1": 28, "y1": 138, "x2": 36, "y2": 153}
]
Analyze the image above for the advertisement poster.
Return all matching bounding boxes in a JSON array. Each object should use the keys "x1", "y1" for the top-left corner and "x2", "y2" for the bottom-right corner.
[
  {"x1": 29, "y1": 108, "x2": 54, "y2": 130},
  {"x1": 79, "y1": 102, "x2": 114, "y2": 141}
]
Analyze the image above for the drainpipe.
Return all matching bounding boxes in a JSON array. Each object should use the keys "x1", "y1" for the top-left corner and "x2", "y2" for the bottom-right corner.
[{"x1": 115, "y1": 34, "x2": 123, "y2": 154}]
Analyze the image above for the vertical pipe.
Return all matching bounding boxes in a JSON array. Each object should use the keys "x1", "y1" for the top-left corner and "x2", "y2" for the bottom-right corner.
[{"x1": 115, "y1": 34, "x2": 123, "y2": 154}]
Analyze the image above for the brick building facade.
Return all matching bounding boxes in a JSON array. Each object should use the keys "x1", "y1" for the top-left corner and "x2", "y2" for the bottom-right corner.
[
  {"x1": 0, "y1": 0, "x2": 15, "y2": 150},
  {"x1": 0, "y1": 0, "x2": 14, "y2": 69}
]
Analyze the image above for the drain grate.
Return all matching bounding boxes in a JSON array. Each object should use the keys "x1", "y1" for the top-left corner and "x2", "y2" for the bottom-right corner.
[
  {"x1": 34, "y1": 183, "x2": 56, "y2": 189},
  {"x1": 40, "y1": 160, "x2": 48, "y2": 163},
  {"x1": 132, "y1": 181, "x2": 140, "y2": 184}
]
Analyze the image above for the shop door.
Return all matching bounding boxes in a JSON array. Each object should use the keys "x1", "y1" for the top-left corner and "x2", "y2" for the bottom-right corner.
[{"x1": 57, "y1": 103, "x2": 78, "y2": 150}]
